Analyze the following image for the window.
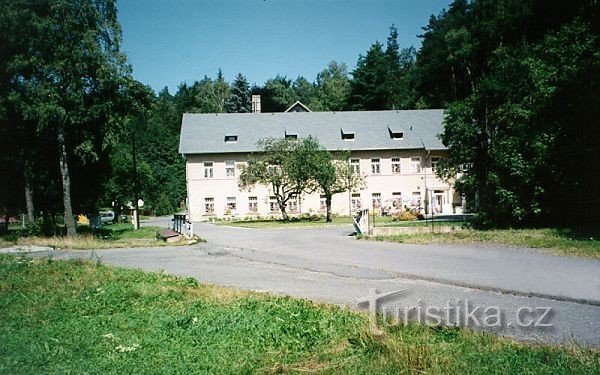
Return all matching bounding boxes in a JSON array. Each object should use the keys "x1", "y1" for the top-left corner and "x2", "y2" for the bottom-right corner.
[
  {"x1": 248, "y1": 196, "x2": 258, "y2": 212},
  {"x1": 411, "y1": 192, "x2": 421, "y2": 208},
  {"x1": 204, "y1": 162, "x2": 214, "y2": 178},
  {"x1": 459, "y1": 163, "x2": 472, "y2": 172},
  {"x1": 319, "y1": 195, "x2": 327, "y2": 211},
  {"x1": 226, "y1": 197, "x2": 236, "y2": 211},
  {"x1": 388, "y1": 126, "x2": 404, "y2": 140},
  {"x1": 351, "y1": 193, "x2": 362, "y2": 211},
  {"x1": 350, "y1": 158, "x2": 360, "y2": 174},
  {"x1": 410, "y1": 157, "x2": 421, "y2": 173},
  {"x1": 392, "y1": 192, "x2": 402, "y2": 208},
  {"x1": 224, "y1": 135, "x2": 238, "y2": 143},
  {"x1": 341, "y1": 129, "x2": 355, "y2": 141},
  {"x1": 204, "y1": 197, "x2": 215, "y2": 214},
  {"x1": 391, "y1": 157, "x2": 401, "y2": 174},
  {"x1": 269, "y1": 196, "x2": 280, "y2": 213},
  {"x1": 225, "y1": 160, "x2": 236, "y2": 177},
  {"x1": 285, "y1": 131, "x2": 298, "y2": 140},
  {"x1": 371, "y1": 158, "x2": 381, "y2": 174},
  {"x1": 267, "y1": 164, "x2": 280, "y2": 175},
  {"x1": 431, "y1": 157, "x2": 441, "y2": 172},
  {"x1": 372, "y1": 193, "x2": 382, "y2": 210},
  {"x1": 287, "y1": 195, "x2": 299, "y2": 213}
]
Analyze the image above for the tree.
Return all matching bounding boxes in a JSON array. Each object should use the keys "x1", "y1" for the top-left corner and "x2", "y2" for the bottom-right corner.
[
  {"x1": 349, "y1": 26, "x2": 418, "y2": 111},
  {"x1": 315, "y1": 61, "x2": 351, "y2": 111},
  {"x1": 193, "y1": 70, "x2": 230, "y2": 113},
  {"x1": 3, "y1": 0, "x2": 135, "y2": 236},
  {"x1": 239, "y1": 138, "x2": 309, "y2": 220},
  {"x1": 226, "y1": 73, "x2": 251, "y2": 113},
  {"x1": 429, "y1": 0, "x2": 600, "y2": 227},
  {"x1": 295, "y1": 137, "x2": 364, "y2": 222},
  {"x1": 292, "y1": 76, "x2": 318, "y2": 108},
  {"x1": 262, "y1": 75, "x2": 297, "y2": 112},
  {"x1": 349, "y1": 42, "x2": 389, "y2": 110}
]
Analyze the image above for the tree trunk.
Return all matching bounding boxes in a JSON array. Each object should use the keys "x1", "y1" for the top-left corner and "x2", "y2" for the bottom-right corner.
[
  {"x1": 279, "y1": 204, "x2": 289, "y2": 221},
  {"x1": 57, "y1": 124, "x2": 77, "y2": 236},
  {"x1": 23, "y1": 163, "x2": 35, "y2": 226},
  {"x1": 277, "y1": 197, "x2": 289, "y2": 221},
  {"x1": 325, "y1": 195, "x2": 333, "y2": 222}
]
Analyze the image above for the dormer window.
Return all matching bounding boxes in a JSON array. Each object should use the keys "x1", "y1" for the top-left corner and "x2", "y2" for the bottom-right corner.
[
  {"x1": 224, "y1": 135, "x2": 238, "y2": 143},
  {"x1": 341, "y1": 129, "x2": 355, "y2": 141},
  {"x1": 285, "y1": 131, "x2": 298, "y2": 140},
  {"x1": 388, "y1": 126, "x2": 404, "y2": 140}
]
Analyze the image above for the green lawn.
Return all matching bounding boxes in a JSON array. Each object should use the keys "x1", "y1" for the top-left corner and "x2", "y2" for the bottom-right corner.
[
  {"x1": 0, "y1": 223, "x2": 201, "y2": 250},
  {"x1": 216, "y1": 215, "x2": 355, "y2": 228},
  {"x1": 376, "y1": 217, "x2": 470, "y2": 228},
  {"x1": 370, "y1": 228, "x2": 600, "y2": 258},
  {"x1": 217, "y1": 215, "x2": 469, "y2": 229},
  {"x1": 0, "y1": 255, "x2": 597, "y2": 374}
]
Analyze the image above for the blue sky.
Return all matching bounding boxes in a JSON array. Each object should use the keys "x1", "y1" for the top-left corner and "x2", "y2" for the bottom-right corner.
[{"x1": 118, "y1": 0, "x2": 451, "y2": 93}]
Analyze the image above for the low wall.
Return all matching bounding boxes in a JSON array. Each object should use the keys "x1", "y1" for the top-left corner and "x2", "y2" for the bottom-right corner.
[{"x1": 371, "y1": 225, "x2": 461, "y2": 236}]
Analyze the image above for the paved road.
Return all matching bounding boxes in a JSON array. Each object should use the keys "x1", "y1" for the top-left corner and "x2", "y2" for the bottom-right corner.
[
  {"x1": 140, "y1": 215, "x2": 174, "y2": 229},
  {"x1": 18, "y1": 222, "x2": 600, "y2": 347}
]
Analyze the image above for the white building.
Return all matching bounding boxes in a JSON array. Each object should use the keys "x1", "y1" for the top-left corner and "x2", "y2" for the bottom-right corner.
[{"x1": 179, "y1": 108, "x2": 461, "y2": 221}]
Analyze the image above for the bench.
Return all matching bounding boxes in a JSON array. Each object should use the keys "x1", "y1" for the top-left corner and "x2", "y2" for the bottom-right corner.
[{"x1": 157, "y1": 229, "x2": 182, "y2": 243}]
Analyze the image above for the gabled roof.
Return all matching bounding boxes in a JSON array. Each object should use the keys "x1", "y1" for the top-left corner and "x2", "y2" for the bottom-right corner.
[
  {"x1": 284, "y1": 101, "x2": 312, "y2": 112},
  {"x1": 179, "y1": 109, "x2": 446, "y2": 155}
]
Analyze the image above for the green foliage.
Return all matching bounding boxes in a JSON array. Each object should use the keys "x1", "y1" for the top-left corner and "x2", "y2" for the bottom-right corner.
[
  {"x1": 424, "y1": 0, "x2": 600, "y2": 227},
  {"x1": 350, "y1": 26, "x2": 417, "y2": 110},
  {"x1": 239, "y1": 138, "x2": 307, "y2": 220},
  {"x1": 192, "y1": 69, "x2": 230, "y2": 113},
  {"x1": 225, "y1": 73, "x2": 251, "y2": 113},
  {"x1": 239, "y1": 137, "x2": 364, "y2": 222},
  {"x1": 314, "y1": 61, "x2": 351, "y2": 111},
  {"x1": 0, "y1": 0, "x2": 149, "y2": 233},
  {"x1": 294, "y1": 137, "x2": 365, "y2": 222},
  {"x1": 261, "y1": 75, "x2": 297, "y2": 112}
]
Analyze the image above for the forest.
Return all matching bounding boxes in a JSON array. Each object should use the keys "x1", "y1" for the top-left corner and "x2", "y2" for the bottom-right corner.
[{"x1": 0, "y1": 0, "x2": 598, "y2": 233}]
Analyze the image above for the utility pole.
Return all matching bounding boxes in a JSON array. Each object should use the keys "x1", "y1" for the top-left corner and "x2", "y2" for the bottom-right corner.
[{"x1": 132, "y1": 120, "x2": 140, "y2": 230}]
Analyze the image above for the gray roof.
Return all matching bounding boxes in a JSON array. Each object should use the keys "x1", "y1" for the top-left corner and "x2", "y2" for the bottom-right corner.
[{"x1": 179, "y1": 109, "x2": 446, "y2": 155}]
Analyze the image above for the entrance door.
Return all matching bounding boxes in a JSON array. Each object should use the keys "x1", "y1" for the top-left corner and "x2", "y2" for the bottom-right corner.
[{"x1": 433, "y1": 190, "x2": 445, "y2": 214}]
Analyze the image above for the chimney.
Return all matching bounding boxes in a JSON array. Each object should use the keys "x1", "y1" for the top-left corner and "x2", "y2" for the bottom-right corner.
[{"x1": 252, "y1": 95, "x2": 261, "y2": 113}]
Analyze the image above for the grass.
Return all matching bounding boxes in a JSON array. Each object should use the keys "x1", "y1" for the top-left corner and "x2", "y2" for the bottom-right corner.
[
  {"x1": 370, "y1": 228, "x2": 600, "y2": 258},
  {"x1": 217, "y1": 215, "x2": 469, "y2": 229},
  {"x1": 0, "y1": 255, "x2": 598, "y2": 374},
  {"x1": 216, "y1": 215, "x2": 354, "y2": 228},
  {"x1": 377, "y1": 218, "x2": 469, "y2": 228},
  {"x1": 0, "y1": 223, "x2": 201, "y2": 250}
]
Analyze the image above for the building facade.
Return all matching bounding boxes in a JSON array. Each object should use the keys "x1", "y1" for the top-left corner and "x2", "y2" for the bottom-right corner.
[{"x1": 179, "y1": 109, "x2": 462, "y2": 222}]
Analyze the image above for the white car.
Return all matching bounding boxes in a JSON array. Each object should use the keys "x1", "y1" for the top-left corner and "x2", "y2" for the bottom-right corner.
[{"x1": 100, "y1": 211, "x2": 115, "y2": 224}]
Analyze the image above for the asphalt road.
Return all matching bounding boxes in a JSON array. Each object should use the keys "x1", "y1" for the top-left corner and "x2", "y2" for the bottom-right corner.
[{"x1": 15, "y1": 222, "x2": 600, "y2": 347}]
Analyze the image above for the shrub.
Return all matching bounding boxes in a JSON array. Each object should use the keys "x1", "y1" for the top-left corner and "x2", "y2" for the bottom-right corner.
[{"x1": 393, "y1": 211, "x2": 418, "y2": 221}]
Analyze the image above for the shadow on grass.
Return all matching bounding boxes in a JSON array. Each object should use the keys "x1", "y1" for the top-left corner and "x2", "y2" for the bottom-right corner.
[
  {"x1": 552, "y1": 225, "x2": 600, "y2": 241},
  {"x1": 1, "y1": 223, "x2": 156, "y2": 244}
]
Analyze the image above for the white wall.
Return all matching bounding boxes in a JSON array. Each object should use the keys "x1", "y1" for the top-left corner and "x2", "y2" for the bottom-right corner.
[{"x1": 185, "y1": 150, "x2": 456, "y2": 221}]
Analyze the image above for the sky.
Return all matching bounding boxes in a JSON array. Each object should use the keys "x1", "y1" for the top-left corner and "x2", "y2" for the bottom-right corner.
[{"x1": 118, "y1": 0, "x2": 452, "y2": 93}]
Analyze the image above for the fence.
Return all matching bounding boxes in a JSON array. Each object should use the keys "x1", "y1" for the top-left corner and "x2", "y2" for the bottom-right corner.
[{"x1": 173, "y1": 214, "x2": 194, "y2": 238}]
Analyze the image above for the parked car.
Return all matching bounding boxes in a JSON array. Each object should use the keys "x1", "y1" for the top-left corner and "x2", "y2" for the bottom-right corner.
[{"x1": 100, "y1": 211, "x2": 115, "y2": 224}]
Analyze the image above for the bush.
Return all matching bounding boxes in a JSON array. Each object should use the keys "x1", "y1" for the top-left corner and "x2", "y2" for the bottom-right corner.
[
  {"x1": 393, "y1": 211, "x2": 418, "y2": 221},
  {"x1": 154, "y1": 194, "x2": 176, "y2": 216}
]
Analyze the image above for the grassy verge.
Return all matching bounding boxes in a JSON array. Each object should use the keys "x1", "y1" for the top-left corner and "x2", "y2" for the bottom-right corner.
[
  {"x1": 0, "y1": 255, "x2": 598, "y2": 374},
  {"x1": 0, "y1": 223, "x2": 201, "y2": 250},
  {"x1": 378, "y1": 219, "x2": 469, "y2": 228},
  {"x1": 216, "y1": 215, "x2": 354, "y2": 228},
  {"x1": 370, "y1": 228, "x2": 600, "y2": 258},
  {"x1": 218, "y1": 215, "x2": 469, "y2": 229}
]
